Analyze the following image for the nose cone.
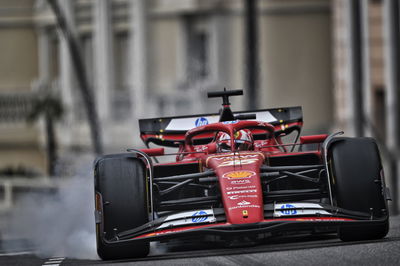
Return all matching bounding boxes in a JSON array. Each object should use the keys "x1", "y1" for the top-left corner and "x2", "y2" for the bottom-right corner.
[{"x1": 205, "y1": 152, "x2": 265, "y2": 224}]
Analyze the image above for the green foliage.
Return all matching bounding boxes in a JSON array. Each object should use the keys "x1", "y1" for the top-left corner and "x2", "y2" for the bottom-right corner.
[{"x1": 27, "y1": 93, "x2": 64, "y2": 123}]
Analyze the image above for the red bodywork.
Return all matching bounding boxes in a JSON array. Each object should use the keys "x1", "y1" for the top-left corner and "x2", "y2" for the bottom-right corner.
[
  {"x1": 119, "y1": 107, "x2": 378, "y2": 242},
  {"x1": 205, "y1": 152, "x2": 265, "y2": 224},
  {"x1": 95, "y1": 91, "x2": 389, "y2": 261},
  {"x1": 135, "y1": 120, "x2": 331, "y2": 232},
  {"x1": 179, "y1": 121, "x2": 311, "y2": 225}
]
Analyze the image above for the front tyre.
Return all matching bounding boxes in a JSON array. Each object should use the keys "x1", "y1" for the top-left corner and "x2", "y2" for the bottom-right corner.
[
  {"x1": 329, "y1": 137, "x2": 389, "y2": 241},
  {"x1": 94, "y1": 154, "x2": 150, "y2": 260}
]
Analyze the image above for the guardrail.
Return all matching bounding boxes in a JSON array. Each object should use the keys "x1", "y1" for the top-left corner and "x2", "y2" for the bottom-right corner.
[{"x1": 0, "y1": 176, "x2": 60, "y2": 212}]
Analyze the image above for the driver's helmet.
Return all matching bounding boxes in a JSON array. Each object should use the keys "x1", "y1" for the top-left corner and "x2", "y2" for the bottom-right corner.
[{"x1": 216, "y1": 129, "x2": 253, "y2": 152}]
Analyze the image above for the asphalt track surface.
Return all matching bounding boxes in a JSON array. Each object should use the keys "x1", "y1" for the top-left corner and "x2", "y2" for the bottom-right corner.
[{"x1": 1, "y1": 215, "x2": 400, "y2": 266}]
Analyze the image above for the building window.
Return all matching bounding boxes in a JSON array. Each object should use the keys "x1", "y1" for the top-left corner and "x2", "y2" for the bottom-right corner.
[
  {"x1": 112, "y1": 31, "x2": 131, "y2": 121},
  {"x1": 185, "y1": 16, "x2": 210, "y2": 82}
]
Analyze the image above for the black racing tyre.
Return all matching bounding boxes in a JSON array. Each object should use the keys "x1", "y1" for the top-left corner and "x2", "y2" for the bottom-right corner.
[
  {"x1": 329, "y1": 137, "x2": 389, "y2": 241},
  {"x1": 94, "y1": 154, "x2": 149, "y2": 260}
]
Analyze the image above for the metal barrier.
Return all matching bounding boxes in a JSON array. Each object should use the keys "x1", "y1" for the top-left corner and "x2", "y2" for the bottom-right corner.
[{"x1": 0, "y1": 177, "x2": 59, "y2": 212}]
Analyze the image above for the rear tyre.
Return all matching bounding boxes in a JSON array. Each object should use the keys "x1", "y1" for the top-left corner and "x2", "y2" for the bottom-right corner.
[
  {"x1": 94, "y1": 154, "x2": 150, "y2": 260},
  {"x1": 329, "y1": 137, "x2": 389, "y2": 241}
]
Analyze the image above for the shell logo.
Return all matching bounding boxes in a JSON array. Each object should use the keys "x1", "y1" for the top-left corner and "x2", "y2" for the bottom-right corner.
[{"x1": 223, "y1": 171, "x2": 255, "y2": 179}]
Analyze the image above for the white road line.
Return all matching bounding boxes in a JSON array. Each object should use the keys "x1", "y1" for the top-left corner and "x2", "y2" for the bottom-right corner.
[
  {"x1": 0, "y1": 251, "x2": 33, "y2": 256},
  {"x1": 42, "y1": 257, "x2": 65, "y2": 266},
  {"x1": 49, "y1": 257, "x2": 65, "y2": 261}
]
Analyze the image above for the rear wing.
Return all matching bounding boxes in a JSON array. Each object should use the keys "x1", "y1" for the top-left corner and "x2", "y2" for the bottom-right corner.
[{"x1": 139, "y1": 106, "x2": 303, "y2": 147}]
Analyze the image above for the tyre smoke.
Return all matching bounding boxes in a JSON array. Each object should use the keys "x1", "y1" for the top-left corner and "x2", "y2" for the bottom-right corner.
[{"x1": 4, "y1": 168, "x2": 98, "y2": 259}]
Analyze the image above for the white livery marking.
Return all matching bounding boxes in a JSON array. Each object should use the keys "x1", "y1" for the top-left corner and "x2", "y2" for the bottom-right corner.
[
  {"x1": 237, "y1": 200, "x2": 251, "y2": 206},
  {"x1": 165, "y1": 116, "x2": 219, "y2": 130},
  {"x1": 164, "y1": 111, "x2": 277, "y2": 131},
  {"x1": 158, "y1": 209, "x2": 216, "y2": 229},
  {"x1": 49, "y1": 258, "x2": 65, "y2": 261},
  {"x1": 274, "y1": 202, "x2": 331, "y2": 217},
  {"x1": 226, "y1": 189, "x2": 257, "y2": 195}
]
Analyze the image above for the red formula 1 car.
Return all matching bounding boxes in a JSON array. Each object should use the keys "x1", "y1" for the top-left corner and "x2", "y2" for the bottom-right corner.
[{"x1": 94, "y1": 89, "x2": 390, "y2": 260}]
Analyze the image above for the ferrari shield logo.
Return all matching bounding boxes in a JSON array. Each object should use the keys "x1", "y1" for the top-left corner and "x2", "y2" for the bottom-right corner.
[{"x1": 223, "y1": 171, "x2": 255, "y2": 179}]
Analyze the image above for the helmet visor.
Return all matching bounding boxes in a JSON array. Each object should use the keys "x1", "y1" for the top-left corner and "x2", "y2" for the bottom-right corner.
[{"x1": 234, "y1": 140, "x2": 251, "y2": 151}]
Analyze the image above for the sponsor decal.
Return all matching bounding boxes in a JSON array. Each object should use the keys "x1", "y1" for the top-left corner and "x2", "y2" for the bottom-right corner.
[
  {"x1": 280, "y1": 204, "x2": 297, "y2": 215},
  {"x1": 214, "y1": 154, "x2": 259, "y2": 160},
  {"x1": 158, "y1": 209, "x2": 215, "y2": 229},
  {"x1": 225, "y1": 186, "x2": 256, "y2": 191},
  {"x1": 163, "y1": 111, "x2": 275, "y2": 132},
  {"x1": 275, "y1": 203, "x2": 324, "y2": 210},
  {"x1": 223, "y1": 171, "x2": 256, "y2": 179},
  {"x1": 237, "y1": 200, "x2": 250, "y2": 206},
  {"x1": 232, "y1": 185, "x2": 255, "y2": 190},
  {"x1": 229, "y1": 195, "x2": 258, "y2": 200},
  {"x1": 194, "y1": 145, "x2": 208, "y2": 152},
  {"x1": 273, "y1": 203, "x2": 331, "y2": 217},
  {"x1": 195, "y1": 117, "x2": 209, "y2": 127},
  {"x1": 229, "y1": 205, "x2": 260, "y2": 210},
  {"x1": 222, "y1": 120, "x2": 238, "y2": 124},
  {"x1": 230, "y1": 179, "x2": 251, "y2": 185},
  {"x1": 165, "y1": 116, "x2": 218, "y2": 131},
  {"x1": 191, "y1": 211, "x2": 208, "y2": 223},
  {"x1": 254, "y1": 140, "x2": 269, "y2": 148},
  {"x1": 226, "y1": 189, "x2": 257, "y2": 195},
  {"x1": 205, "y1": 153, "x2": 265, "y2": 168},
  {"x1": 218, "y1": 158, "x2": 259, "y2": 167}
]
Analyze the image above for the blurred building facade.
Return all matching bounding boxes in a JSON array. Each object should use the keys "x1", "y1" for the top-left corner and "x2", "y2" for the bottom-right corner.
[
  {"x1": 0, "y1": 0, "x2": 45, "y2": 174},
  {"x1": 0, "y1": 0, "x2": 396, "y2": 203},
  {"x1": 332, "y1": 0, "x2": 400, "y2": 211},
  {"x1": 332, "y1": 0, "x2": 385, "y2": 137},
  {"x1": 0, "y1": 0, "x2": 333, "y2": 175}
]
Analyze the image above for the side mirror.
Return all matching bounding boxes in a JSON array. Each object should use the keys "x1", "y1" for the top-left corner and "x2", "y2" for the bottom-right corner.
[
  {"x1": 300, "y1": 134, "x2": 328, "y2": 144},
  {"x1": 139, "y1": 148, "x2": 165, "y2": 156}
]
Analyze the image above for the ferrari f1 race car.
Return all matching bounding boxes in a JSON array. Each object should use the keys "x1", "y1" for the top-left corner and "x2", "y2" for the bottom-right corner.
[{"x1": 94, "y1": 89, "x2": 390, "y2": 260}]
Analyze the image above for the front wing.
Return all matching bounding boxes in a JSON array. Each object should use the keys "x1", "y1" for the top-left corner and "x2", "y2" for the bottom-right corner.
[{"x1": 96, "y1": 202, "x2": 388, "y2": 245}]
